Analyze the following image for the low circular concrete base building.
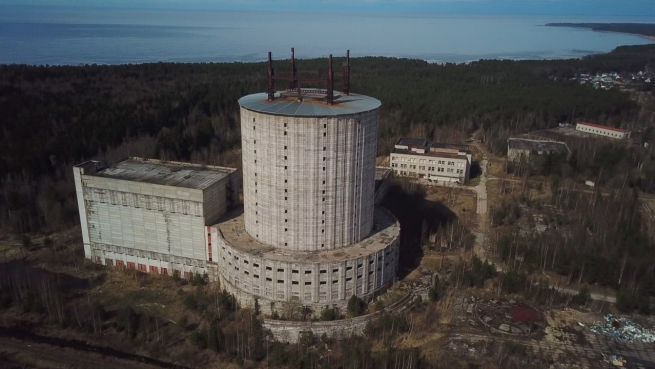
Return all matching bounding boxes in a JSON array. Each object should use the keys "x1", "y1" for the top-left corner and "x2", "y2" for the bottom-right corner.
[{"x1": 214, "y1": 207, "x2": 399, "y2": 313}]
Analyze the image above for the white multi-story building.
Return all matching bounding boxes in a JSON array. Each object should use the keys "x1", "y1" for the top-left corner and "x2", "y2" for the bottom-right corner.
[
  {"x1": 576, "y1": 122, "x2": 630, "y2": 140},
  {"x1": 73, "y1": 157, "x2": 237, "y2": 279},
  {"x1": 390, "y1": 138, "x2": 472, "y2": 184}
]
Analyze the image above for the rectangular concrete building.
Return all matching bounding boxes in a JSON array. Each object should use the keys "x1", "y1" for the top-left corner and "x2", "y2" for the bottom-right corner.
[
  {"x1": 507, "y1": 137, "x2": 571, "y2": 163},
  {"x1": 390, "y1": 138, "x2": 472, "y2": 184},
  {"x1": 576, "y1": 122, "x2": 630, "y2": 140},
  {"x1": 73, "y1": 157, "x2": 237, "y2": 278}
]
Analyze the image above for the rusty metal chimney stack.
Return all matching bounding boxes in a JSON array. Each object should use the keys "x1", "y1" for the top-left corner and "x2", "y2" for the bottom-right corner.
[
  {"x1": 327, "y1": 54, "x2": 334, "y2": 105},
  {"x1": 267, "y1": 51, "x2": 275, "y2": 101},
  {"x1": 344, "y1": 50, "x2": 351, "y2": 95},
  {"x1": 290, "y1": 47, "x2": 298, "y2": 90}
]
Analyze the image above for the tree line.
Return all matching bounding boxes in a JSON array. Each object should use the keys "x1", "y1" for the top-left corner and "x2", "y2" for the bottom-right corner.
[{"x1": 1, "y1": 45, "x2": 653, "y2": 235}]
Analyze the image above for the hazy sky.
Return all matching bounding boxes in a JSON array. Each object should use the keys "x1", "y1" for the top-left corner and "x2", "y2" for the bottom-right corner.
[{"x1": 1, "y1": 0, "x2": 654, "y2": 17}]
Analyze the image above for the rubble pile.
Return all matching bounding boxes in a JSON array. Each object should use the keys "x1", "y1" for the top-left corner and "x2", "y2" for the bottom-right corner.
[
  {"x1": 602, "y1": 354, "x2": 627, "y2": 368},
  {"x1": 589, "y1": 315, "x2": 655, "y2": 343},
  {"x1": 474, "y1": 299, "x2": 545, "y2": 336}
]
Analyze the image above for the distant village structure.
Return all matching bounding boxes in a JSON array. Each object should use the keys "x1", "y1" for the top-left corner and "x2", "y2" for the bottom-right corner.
[
  {"x1": 573, "y1": 70, "x2": 653, "y2": 91},
  {"x1": 74, "y1": 50, "x2": 400, "y2": 315},
  {"x1": 575, "y1": 122, "x2": 631, "y2": 140},
  {"x1": 507, "y1": 137, "x2": 571, "y2": 163},
  {"x1": 390, "y1": 138, "x2": 472, "y2": 184}
]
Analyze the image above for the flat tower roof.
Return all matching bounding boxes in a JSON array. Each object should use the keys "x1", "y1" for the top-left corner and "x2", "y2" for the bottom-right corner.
[
  {"x1": 80, "y1": 157, "x2": 235, "y2": 190},
  {"x1": 238, "y1": 91, "x2": 381, "y2": 117}
]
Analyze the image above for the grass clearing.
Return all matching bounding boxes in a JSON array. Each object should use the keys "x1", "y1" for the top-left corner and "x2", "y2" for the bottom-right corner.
[{"x1": 425, "y1": 186, "x2": 476, "y2": 220}]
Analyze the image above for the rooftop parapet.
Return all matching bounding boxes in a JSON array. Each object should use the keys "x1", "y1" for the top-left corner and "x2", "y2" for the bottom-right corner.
[{"x1": 77, "y1": 157, "x2": 236, "y2": 190}]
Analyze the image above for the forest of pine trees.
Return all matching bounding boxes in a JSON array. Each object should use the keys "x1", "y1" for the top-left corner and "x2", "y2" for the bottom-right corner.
[{"x1": 2, "y1": 44, "x2": 653, "y2": 235}]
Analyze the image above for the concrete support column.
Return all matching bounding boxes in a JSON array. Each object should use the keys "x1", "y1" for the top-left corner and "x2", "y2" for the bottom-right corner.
[
  {"x1": 339, "y1": 261, "x2": 346, "y2": 300},
  {"x1": 313, "y1": 263, "x2": 319, "y2": 303},
  {"x1": 362, "y1": 257, "x2": 368, "y2": 295}
]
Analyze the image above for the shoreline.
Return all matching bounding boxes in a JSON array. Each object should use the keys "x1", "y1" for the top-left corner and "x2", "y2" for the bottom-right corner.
[
  {"x1": 546, "y1": 22, "x2": 655, "y2": 44},
  {"x1": 2, "y1": 46, "x2": 651, "y2": 68}
]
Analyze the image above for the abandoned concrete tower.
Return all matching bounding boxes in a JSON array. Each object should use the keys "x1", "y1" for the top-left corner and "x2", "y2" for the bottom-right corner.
[{"x1": 74, "y1": 50, "x2": 400, "y2": 314}]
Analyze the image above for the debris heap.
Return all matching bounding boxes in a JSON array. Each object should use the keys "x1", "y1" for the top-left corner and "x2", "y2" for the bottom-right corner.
[{"x1": 589, "y1": 315, "x2": 655, "y2": 343}]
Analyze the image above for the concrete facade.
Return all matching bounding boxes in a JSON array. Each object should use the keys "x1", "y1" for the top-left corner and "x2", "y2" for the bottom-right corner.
[
  {"x1": 214, "y1": 208, "x2": 399, "y2": 312},
  {"x1": 507, "y1": 137, "x2": 571, "y2": 163},
  {"x1": 263, "y1": 289, "x2": 416, "y2": 342},
  {"x1": 576, "y1": 122, "x2": 630, "y2": 139},
  {"x1": 73, "y1": 158, "x2": 237, "y2": 278},
  {"x1": 390, "y1": 138, "x2": 472, "y2": 184},
  {"x1": 240, "y1": 106, "x2": 378, "y2": 251}
]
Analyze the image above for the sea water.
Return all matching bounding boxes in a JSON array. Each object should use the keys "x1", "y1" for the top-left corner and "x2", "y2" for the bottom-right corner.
[{"x1": 0, "y1": 6, "x2": 652, "y2": 65}]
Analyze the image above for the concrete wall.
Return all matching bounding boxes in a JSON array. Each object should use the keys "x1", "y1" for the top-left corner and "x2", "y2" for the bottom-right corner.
[
  {"x1": 90, "y1": 242, "x2": 208, "y2": 279},
  {"x1": 81, "y1": 176, "x2": 208, "y2": 261},
  {"x1": 73, "y1": 165, "x2": 91, "y2": 258},
  {"x1": 262, "y1": 290, "x2": 417, "y2": 342},
  {"x1": 507, "y1": 148, "x2": 531, "y2": 163},
  {"x1": 240, "y1": 108, "x2": 379, "y2": 252},
  {"x1": 203, "y1": 176, "x2": 232, "y2": 226},
  {"x1": 214, "y1": 216, "x2": 399, "y2": 309},
  {"x1": 75, "y1": 170, "x2": 236, "y2": 277}
]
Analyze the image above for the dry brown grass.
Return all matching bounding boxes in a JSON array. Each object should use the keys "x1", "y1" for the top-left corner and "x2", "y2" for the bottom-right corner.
[
  {"x1": 93, "y1": 270, "x2": 185, "y2": 317},
  {"x1": 425, "y1": 186, "x2": 476, "y2": 220},
  {"x1": 487, "y1": 157, "x2": 507, "y2": 179}
]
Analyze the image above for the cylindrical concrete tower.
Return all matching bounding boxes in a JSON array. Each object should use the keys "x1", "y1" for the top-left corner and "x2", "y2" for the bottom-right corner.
[
  {"x1": 239, "y1": 92, "x2": 381, "y2": 251},
  {"x1": 213, "y1": 53, "x2": 399, "y2": 314}
]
